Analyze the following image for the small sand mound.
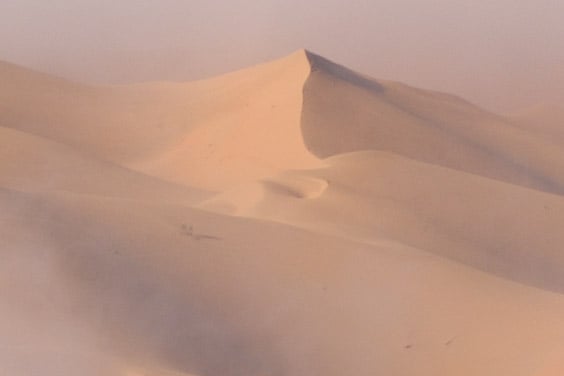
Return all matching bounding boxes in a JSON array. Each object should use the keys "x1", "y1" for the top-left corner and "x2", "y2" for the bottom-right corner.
[{"x1": 199, "y1": 174, "x2": 328, "y2": 216}]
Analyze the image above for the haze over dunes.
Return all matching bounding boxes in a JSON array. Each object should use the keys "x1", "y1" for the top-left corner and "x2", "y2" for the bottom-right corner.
[{"x1": 2, "y1": 50, "x2": 564, "y2": 376}]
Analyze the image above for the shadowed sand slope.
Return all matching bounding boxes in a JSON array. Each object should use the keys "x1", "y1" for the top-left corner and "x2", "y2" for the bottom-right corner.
[
  {"x1": 2, "y1": 50, "x2": 564, "y2": 376},
  {"x1": 509, "y1": 104, "x2": 564, "y2": 147},
  {"x1": 3, "y1": 189, "x2": 564, "y2": 376},
  {"x1": 301, "y1": 51, "x2": 564, "y2": 195}
]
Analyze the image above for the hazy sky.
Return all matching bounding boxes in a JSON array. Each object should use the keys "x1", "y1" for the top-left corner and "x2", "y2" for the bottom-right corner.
[{"x1": 1, "y1": 0, "x2": 563, "y2": 112}]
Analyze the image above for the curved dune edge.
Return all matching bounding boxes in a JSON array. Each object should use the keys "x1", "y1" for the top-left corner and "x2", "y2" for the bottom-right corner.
[
  {"x1": 200, "y1": 173, "x2": 328, "y2": 215},
  {"x1": 0, "y1": 51, "x2": 323, "y2": 191},
  {"x1": 130, "y1": 50, "x2": 324, "y2": 191}
]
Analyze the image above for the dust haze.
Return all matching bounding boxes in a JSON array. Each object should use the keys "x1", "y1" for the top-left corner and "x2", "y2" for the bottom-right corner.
[
  {"x1": 1, "y1": 0, "x2": 563, "y2": 111},
  {"x1": 2, "y1": 2, "x2": 564, "y2": 376}
]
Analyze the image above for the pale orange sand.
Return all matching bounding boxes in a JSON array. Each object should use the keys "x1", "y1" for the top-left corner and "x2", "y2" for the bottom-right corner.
[{"x1": 1, "y1": 50, "x2": 564, "y2": 375}]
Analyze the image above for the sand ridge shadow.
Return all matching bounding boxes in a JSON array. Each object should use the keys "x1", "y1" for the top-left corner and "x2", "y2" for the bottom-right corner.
[{"x1": 180, "y1": 224, "x2": 222, "y2": 241}]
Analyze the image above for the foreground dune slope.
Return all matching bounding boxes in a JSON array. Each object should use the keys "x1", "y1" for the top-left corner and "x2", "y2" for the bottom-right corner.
[{"x1": 3, "y1": 189, "x2": 564, "y2": 376}]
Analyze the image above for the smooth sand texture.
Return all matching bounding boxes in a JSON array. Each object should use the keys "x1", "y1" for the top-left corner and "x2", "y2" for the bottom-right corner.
[
  {"x1": 2, "y1": 50, "x2": 564, "y2": 375},
  {"x1": 204, "y1": 150, "x2": 564, "y2": 292},
  {"x1": 509, "y1": 104, "x2": 564, "y2": 147},
  {"x1": 0, "y1": 51, "x2": 320, "y2": 190},
  {"x1": 301, "y1": 52, "x2": 564, "y2": 195}
]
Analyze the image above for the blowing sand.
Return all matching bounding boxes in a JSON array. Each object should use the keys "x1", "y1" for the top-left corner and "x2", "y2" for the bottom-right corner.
[{"x1": 2, "y1": 50, "x2": 564, "y2": 376}]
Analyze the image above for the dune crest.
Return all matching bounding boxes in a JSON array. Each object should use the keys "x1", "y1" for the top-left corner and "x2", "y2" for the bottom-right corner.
[
  {"x1": 4, "y1": 51, "x2": 564, "y2": 194},
  {"x1": 133, "y1": 50, "x2": 322, "y2": 190}
]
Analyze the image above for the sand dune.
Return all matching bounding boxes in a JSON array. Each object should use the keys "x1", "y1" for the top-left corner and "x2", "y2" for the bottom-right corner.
[
  {"x1": 3, "y1": 51, "x2": 564, "y2": 192},
  {"x1": 0, "y1": 51, "x2": 321, "y2": 190},
  {"x1": 2, "y1": 50, "x2": 564, "y2": 375},
  {"x1": 0, "y1": 125, "x2": 207, "y2": 203},
  {"x1": 203, "y1": 150, "x2": 564, "y2": 292},
  {"x1": 4, "y1": 189, "x2": 564, "y2": 376},
  {"x1": 301, "y1": 52, "x2": 564, "y2": 195}
]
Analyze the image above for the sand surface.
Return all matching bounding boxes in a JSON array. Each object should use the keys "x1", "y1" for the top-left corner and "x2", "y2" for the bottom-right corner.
[{"x1": 2, "y1": 50, "x2": 564, "y2": 375}]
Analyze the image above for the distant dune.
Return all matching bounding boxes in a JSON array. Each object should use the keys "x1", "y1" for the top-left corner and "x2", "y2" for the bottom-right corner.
[{"x1": 2, "y1": 50, "x2": 564, "y2": 376}]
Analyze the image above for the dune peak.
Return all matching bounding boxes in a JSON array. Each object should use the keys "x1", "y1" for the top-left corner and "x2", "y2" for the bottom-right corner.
[
  {"x1": 299, "y1": 50, "x2": 384, "y2": 92},
  {"x1": 274, "y1": 49, "x2": 383, "y2": 93}
]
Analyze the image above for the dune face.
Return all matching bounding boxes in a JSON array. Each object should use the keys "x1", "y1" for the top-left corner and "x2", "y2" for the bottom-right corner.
[
  {"x1": 2, "y1": 50, "x2": 564, "y2": 376},
  {"x1": 301, "y1": 52, "x2": 564, "y2": 195},
  {"x1": 0, "y1": 51, "x2": 320, "y2": 191}
]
